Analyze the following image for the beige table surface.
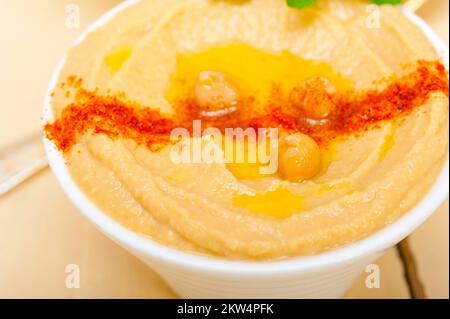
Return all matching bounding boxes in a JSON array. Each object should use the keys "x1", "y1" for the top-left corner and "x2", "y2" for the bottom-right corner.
[{"x1": 0, "y1": 0, "x2": 448, "y2": 299}]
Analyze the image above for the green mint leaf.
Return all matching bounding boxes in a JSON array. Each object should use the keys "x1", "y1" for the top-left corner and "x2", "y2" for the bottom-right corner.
[
  {"x1": 371, "y1": 0, "x2": 402, "y2": 4},
  {"x1": 286, "y1": 0, "x2": 317, "y2": 9},
  {"x1": 286, "y1": 0, "x2": 403, "y2": 10}
]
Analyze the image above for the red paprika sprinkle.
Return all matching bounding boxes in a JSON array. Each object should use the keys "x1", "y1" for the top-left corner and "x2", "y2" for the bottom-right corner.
[{"x1": 44, "y1": 60, "x2": 449, "y2": 153}]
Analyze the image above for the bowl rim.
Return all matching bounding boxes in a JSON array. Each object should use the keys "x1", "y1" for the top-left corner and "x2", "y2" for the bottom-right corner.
[{"x1": 43, "y1": 1, "x2": 449, "y2": 276}]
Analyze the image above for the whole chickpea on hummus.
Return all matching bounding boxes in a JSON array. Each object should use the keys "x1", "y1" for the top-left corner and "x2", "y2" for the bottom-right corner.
[{"x1": 45, "y1": 0, "x2": 449, "y2": 260}]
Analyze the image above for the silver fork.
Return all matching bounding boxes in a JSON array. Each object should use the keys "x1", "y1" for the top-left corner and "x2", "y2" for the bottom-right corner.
[{"x1": 0, "y1": 133, "x2": 48, "y2": 197}]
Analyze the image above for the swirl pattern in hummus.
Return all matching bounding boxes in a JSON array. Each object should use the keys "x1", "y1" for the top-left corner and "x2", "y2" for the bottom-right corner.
[{"x1": 50, "y1": 0, "x2": 449, "y2": 259}]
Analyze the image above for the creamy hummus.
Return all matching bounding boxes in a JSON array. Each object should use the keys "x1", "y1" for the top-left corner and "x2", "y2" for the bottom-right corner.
[{"x1": 50, "y1": 0, "x2": 449, "y2": 259}]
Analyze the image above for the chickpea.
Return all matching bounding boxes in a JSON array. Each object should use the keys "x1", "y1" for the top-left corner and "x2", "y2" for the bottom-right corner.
[
  {"x1": 278, "y1": 133, "x2": 321, "y2": 181},
  {"x1": 195, "y1": 71, "x2": 238, "y2": 115},
  {"x1": 290, "y1": 77, "x2": 336, "y2": 120}
]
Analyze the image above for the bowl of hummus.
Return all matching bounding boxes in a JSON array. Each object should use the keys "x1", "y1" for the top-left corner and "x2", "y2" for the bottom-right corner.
[{"x1": 43, "y1": 0, "x2": 449, "y2": 298}]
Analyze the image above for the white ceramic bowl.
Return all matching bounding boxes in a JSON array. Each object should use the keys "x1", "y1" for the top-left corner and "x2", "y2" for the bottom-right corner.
[{"x1": 43, "y1": 1, "x2": 449, "y2": 299}]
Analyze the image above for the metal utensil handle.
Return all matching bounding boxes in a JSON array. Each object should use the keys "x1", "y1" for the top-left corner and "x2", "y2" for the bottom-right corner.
[{"x1": 0, "y1": 134, "x2": 48, "y2": 197}]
